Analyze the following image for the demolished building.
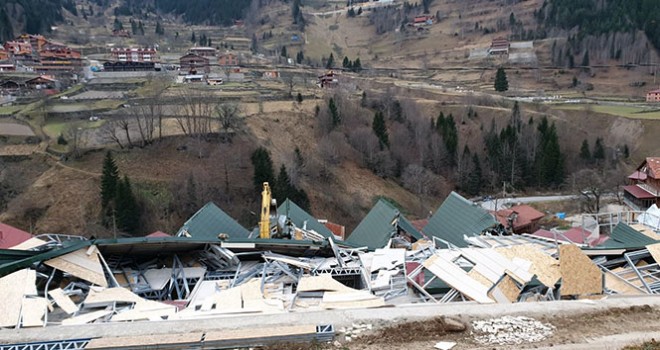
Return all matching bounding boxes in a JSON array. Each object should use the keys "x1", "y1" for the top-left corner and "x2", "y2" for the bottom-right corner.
[{"x1": 2, "y1": 192, "x2": 660, "y2": 348}]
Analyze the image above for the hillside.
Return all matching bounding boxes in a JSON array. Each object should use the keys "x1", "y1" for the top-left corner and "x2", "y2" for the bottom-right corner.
[{"x1": 2, "y1": 0, "x2": 660, "y2": 238}]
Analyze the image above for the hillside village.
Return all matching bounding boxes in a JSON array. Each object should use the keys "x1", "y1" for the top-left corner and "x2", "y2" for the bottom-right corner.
[{"x1": 2, "y1": 0, "x2": 660, "y2": 348}]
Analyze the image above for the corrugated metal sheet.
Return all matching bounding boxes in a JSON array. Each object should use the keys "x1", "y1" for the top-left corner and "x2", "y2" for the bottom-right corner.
[
  {"x1": 277, "y1": 199, "x2": 334, "y2": 238},
  {"x1": 596, "y1": 222, "x2": 657, "y2": 250},
  {"x1": 347, "y1": 199, "x2": 422, "y2": 250},
  {"x1": 423, "y1": 192, "x2": 497, "y2": 247},
  {"x1": 176, "y1": 202, "x2": 249, "y2": 240}
]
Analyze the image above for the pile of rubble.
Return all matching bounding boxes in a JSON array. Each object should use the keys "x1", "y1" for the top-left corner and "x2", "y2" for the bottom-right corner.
[{"x1": 472, "y1": 316, "x2": 555, "y2": 345}]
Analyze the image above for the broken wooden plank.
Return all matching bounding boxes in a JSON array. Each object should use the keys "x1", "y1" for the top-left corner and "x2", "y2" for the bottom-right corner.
[
  {"x1": 20, "y1": 297, "x2": 48, "y2": 327},
  {"x1": 9, "y1": 237, "x2": 48, "y2": 250},
  {"x1": 48, "y1": 288, "x2": 78, "y2": 315},
  {"x1": 0, "y1": 269, "x2": 36, "y2": 328},
  {"x1": 297, "y1": 274, "x2": 357, "y2": 293},
  {"x1": 487, "y1": 273, "x2": 521, "y2": 304},
  {"x1": 559, "y1": 244, "x2": 603, "y2": 296},
  {"x1": 495, "y1": 245, "x2": 561, "y2": 288},
  {"x1": 604, "y1": 270, "x2": 646, "y2": 295},
  {"x1": 44, "y1": 246, "x2": 108, "y2": 287},
  {"x1": 61, "y1": 310, "x2": 112, "y2": 326},
  {"x1": 423, "y1": 254, "x2": 494, "y2": 304},
  {"x1": 646, "y1": 243, "x2": 660, "y2": 264}
]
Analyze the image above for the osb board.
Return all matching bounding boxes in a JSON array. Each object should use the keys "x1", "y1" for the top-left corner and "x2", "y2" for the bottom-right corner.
[
  {"x1": 487, "y1": 274, "x2": 521, "y2": 303},
  {"x1": 61, "y1": 310, "x2": 112, "y2": 326},
  {"x1": 45, "y1": 247, "x2": 108, "y2": 287},
  {"x1": 110, "y1": 307, "x2": 176, "y2": 322},
  {"x1": 495, "y1": 245, "x2": 561, "y2": 288},
  {"x1": 0, "y1": 269, "x2": 36, "y2": 328},
  {"x1": 9, "y1": 237, "x2": 48, "y2": 250},
  {"x1": 20, "y1": 297, "x2": 48, "y2": 327},
  {"x1": 647, "y1": 243, "x2": 660, "y2": 264},
  {"x1": 48, "y1": 288, "x2": 78, "y2": 315},
  {"x1": 297, "y1": 274, "x2": 357, "y2": 293},
  {"x1": 205, "y1": 325, "x2": 317, "y2": 342},
  {"x1": 467, "y1": 269, "x2": 493, "y2": 288},
  {"x1": 559, "y1": 244, "x2": 603, "y2": 296},
  {"x1": 86, "y1": 332, "x2": 203, "y2": 349},
  {"x1": 604, "y1": 271, "x2": 646, "y2": 295},
  {"x1": 84, "y1": 287, "x2": 144, "y2": 306},
  {"x1": 631, "y1": 224, "x2": 660, "y2": 240}
]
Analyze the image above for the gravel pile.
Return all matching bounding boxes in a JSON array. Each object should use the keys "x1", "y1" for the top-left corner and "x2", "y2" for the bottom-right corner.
[{"x1": 472, "y1": 316, "x2": 555, "y2": 345}]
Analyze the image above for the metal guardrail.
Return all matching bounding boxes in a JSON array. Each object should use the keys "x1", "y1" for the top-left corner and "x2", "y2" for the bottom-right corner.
[{"x1": 0, "y1": 338, "x2": 91, "y2": 350}]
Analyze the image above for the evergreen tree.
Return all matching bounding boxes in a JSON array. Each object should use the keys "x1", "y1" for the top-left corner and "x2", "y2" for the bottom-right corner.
[
  {"x1": 115, "y1": 176, "x2": 140, "y2": 234},
  {"x1": 100, "y1": 151, "x2": 119, "y2": 209},
  {"x1": 138, "y1": 21, "x2": 144, "y2": 35},
  {"x1": 534, "y1": 117, "x2": 564, "y2": 187},
  {"x1": 357, "y1": 7, "x2": 362, "y2": 15},
  {"x1": 281, "y1": 45, "x2": 287, "y2": 58},
  {"x1": 326, "y1": 53, "x2": 335, "y2": 69},
  {"x1": 593, "y1": 137, "x2": 605, "y2": 161},
  {"x1": 296, "y1": 92, "x2": 303, "y2": 103},
  {"x1": 361, "y1": 91, "x2": 367, "y2": 107},
  {"x1": 155, "y1": 21, "x2": 164, "y2": 35},
  {"x1": 191, "y1": 31, "x2": 196, "y2": 43},
  {"x1": 466, "y1": 153, "x2": 483, "y2": 196},
  {"x1": 347, "y1": 7, "x2": 356, "y2": 17},
  {"x1": 494, "y1": 67, "x2": 509, "y2": 92},
  {"x1": 328, "y1": 98, "x2": 340, "y2": 127},
  {"x1": 372, "y1": 111, "x2": 389, "y2": 149},
  {"x1": 131, "y1": 19, "x2": 137, "y2": 35},
  {"x1": 623, "y1": 144, "x2": 629, "y2": 159},
  {"x1": 274, "y1": 164, "x2": 291, "y2": 201},
  {"x1": 113, "y1": 17, "x2": 123, "y2": 31},
  {"x1": 438, "y1": 114, "x2": 458, "y2": 167},
  {"x1": 352, "y1": 58, "x2": 362, "y2": 72},
  {"x1": 251, "y1": 147, "x2": 275, "y2": 193},
  {"x1": 342, "y1": 56, "x2": 349, "y2": 68},
  {"x1": 579, "y1": 139, "x2": 591, "y2": 161}
]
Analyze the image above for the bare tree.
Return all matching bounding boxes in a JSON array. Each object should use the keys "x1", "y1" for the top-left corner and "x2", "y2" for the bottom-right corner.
[
  {"x1": 100, "y1": 120, "x2": 125, "y2": 149},
  {"x1": 215, "y1": 102, "x2": 242, "y2": 143},
  {"x1": 118, "y1": 119, "x2": 134, "y2": 148},
  {"x1": 573, "y1": 168, "x2": 621, "y2": 213}
]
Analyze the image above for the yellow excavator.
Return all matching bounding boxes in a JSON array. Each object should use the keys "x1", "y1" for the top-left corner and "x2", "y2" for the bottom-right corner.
[{"x1": 259, "y1": 182, "x2": 273, "y2": 239}]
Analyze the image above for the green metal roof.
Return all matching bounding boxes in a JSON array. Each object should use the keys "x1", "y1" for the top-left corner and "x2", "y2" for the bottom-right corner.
[
  {"x1": 594, "y1": 222, "x2": 658, "y2": 250},
  {"x1": 177, "y1": 202, "x2": 250, "y2": 240},
  {"x1": 277, "y1": 199, "x2": 334, "y2": 238},
  {"x1": 347, "y1": 199, "x2": 423, "y2": 250},
  {"x1": 423, "y1": 191, "x2": 497, "y2": 247},
  {"x1": 0, "y1": 240, "x2": 92, "y2": 278}
]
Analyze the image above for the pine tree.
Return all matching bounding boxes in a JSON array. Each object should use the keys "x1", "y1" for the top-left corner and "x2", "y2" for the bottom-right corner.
[
  {"x1": 100, "y1": 151, "x2": 119, "y2": 209},
  {"x1": 372, "y1": 111, "x2": 389, "y2": 149},
  {"x1": 296, "y1": 92, "x2": 303, "y2": 103},
  {"x1": 191, "y1": 31, "x2": 196, "y2": 43},
  {"x1": 274, "y1": 164, "x2": 291, "y2": 201},
  {"x1": 579, "y1": 139, "x2": 591, "y2": 161},
  {"x1": 494, "y1": 67, "x2": 509, "y2": 92},
  {"x1": 115, "y1": 176, "x2": 140, "y2": 234},
  {"x1": 281, "y1": 46, "x2": 287, "y2": 58},
  {"x1": 342, "y1": 56, "x2": 349, "y2": 68},
  {"x1": 155, "y1": 21, "x2": 164, "y2": 35},
  {"x1": 328, "y1": 98, "x2": 340, "y2": 127},
  {"x1": 593, "y1": 137, "x2": 605, "y2": 161},
  {"x1": 326, "y1": 53, "x2": 335, "y2": 69},
  {"x1": 251, "y1": 147, "x2": 275, "y2": 193},
  {"x1": 623, "y1": 144, "x2": 629, "y2": 159},
  {"x1": 352, "y1": 58, "x2": 362, "y2": 72},
  {"x1": 467, "y1": 153, "x2": 483, "y2": 196}
]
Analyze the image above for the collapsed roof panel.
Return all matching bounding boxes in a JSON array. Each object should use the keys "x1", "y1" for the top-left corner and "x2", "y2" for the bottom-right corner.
[
  {"x1": 177, "y1": 202, "x2": 250, "y2": 240},
  {"x1": 594, "y1": 222, "x2": 658, "y2": 250},
  {"x1": 424, "y1": 192, "x2": 498, "y2": 247},
  {"x1": 278, "y1": 199, "x2": 335, "y2": 239},
  {"x1": 347, "y1": 199, "x2": 422, "y2": 250}
]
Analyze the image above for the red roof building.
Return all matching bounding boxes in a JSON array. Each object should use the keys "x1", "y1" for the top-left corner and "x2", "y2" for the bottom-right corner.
[
  {"x1": 624, "y1": 157, "x2": 660, "y2": 210},
  {"x1": 146, "y1": 231, "x2": 171, "y2": 238},
  {"x1": 531, "y1": 227, "x2": 594, "y2": 245},
  {"x1": 647, "y1": 89, "x2": 660, "y2": 102},
  {"x1": 110, "y1": 47, "x2": 158, "y2": 62},
  {"x1": 493, "y1": 204, "x2": 545, "y2": 234},
  {"x1": 0, "y1": 222, "x2": 32, "y2": 249}
]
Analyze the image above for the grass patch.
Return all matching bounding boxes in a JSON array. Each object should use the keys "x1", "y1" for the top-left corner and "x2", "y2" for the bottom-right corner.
[
  {"x1": 0, "y1": 105, "x2": 23, "y2": 116},
  {"x1": 553, "y1": 103, "x2": 660, "y2": 119},
  {"x1": 48, "y1": 100, "x2": 124, "y2": 113},
  {"x1": 622, "y1": 339, "x2": 660, "y2": 350},
  {"x1": 43, "y1": 119, "x2": 106, "y2": 139}
]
